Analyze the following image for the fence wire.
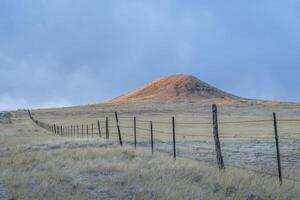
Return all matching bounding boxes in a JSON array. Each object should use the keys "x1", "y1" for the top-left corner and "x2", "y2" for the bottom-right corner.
[{"x1": 27, "y1": 109, "x2": 300, "y2": 185}]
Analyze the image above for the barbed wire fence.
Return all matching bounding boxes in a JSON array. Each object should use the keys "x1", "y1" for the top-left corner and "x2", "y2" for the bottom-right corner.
[{"x1": 27, "y1": 104, "x2": 300, "y2": 186}]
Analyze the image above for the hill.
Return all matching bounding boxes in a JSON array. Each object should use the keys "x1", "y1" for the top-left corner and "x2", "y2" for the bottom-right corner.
[{"x1": 109, "y1": 74, "x2": 240, "y2": 103}]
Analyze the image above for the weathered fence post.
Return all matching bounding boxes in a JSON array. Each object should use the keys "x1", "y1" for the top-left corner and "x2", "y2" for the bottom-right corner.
[
  {"x1": 115, "y1": 112, "x2": 123, "y2": 146},
  {"x1": 106, "y1": 117, "x2": 109, "y2": 139},
  {"x1": 172, "y1": 116, "x2": 176, "y2": 160},
  {"x1": 77, "y1": 125, "x2": 79, "y2": 137},
  {"x1": 212, "y1": 104, "x2": 225, "y2": 170},
  {"x1": 91, "y1": 124, "x2": 94, "y2": 137},
  {"x1": 150, "y1": 121, "x2": 154, "y2": 155},
  {"x1": 54, "y1": 124, "x2": 57, "y2": 134},
  {"x1": 82, "y1": 124, "x2": 84, "y2": 138},
  {"x1": 134, "y1": 116, "x2": 137, "y2": 149},
  {"x1": 86, "y1": 124, "x2": 89, "y2": 138},
  {"x1": 97, "y1": 120, "x2": 101, "y2": 137},
  {"x1": 273, "y1": 112, "x2": 282, "y2": 185},
  {"x1": 61, "y1": 126, "x2": 63, "y2": 136}
]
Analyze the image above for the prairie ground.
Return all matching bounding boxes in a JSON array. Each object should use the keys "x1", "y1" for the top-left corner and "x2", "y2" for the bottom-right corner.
[{"x1": 0, "y1": 102, "x2": 300, "y2": 199}]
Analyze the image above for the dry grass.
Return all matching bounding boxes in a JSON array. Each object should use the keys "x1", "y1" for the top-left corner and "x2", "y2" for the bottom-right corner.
[{"x1": 1, "y1": 103, "x2": 300, "y2": 199}]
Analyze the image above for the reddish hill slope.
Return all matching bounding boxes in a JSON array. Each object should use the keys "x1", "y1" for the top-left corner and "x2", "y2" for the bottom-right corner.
[{"x1": 109, "y1": 74, "x2": 240, "y2": 103}]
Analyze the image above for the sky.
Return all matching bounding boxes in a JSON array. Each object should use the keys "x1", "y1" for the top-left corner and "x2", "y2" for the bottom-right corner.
[{"x1": 0, "y1": 0, "x2": 300, "y2": 110}]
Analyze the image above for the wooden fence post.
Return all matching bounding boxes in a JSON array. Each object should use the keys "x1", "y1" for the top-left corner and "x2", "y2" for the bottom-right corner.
[
  {"x1": 172, "y1": 116, "x2": 176, "y2": 160},
  {"x1": 212, "y1": 104, "x2": 225, "y2": 170},
  {"x1": 82, "y1": 124, "x2": 84, "y2": 138},
  {"x1": 273, "y1": 112, "x2": 282, "y2": 185},
  {"x1": 91, "y1": 124, "x2": 94, "y2": 137},
  {"x1": 61, "y1": 126, "x2": 63, "y2": 136},
  {"x1": 54, "y1": 124, "x2": 57, "y2": 134},
  {"x1": 77, "y1": 125, "x2": 79, "y2": 137},
  {"x1": 106, "y1": 117, "x2": 109, "y2": 139},
  {"x1": 134, "y1": 116, "x2": 137, "y2": 149},
  {"x1": 150, "y1": 121, "x2": 154, "y2": 155},
  {"x1": 86, "y1": 124, "x2": 89, "y2": 138},
  {"x1": 97, "y1": 120, "x2": 101, "y2": 137},
  {"x1": 115, "y1": 112, "x2": 123, "y2": 146}
]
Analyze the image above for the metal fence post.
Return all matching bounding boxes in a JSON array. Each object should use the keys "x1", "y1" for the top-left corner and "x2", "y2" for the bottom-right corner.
[
  {"x1": 134, "y1": 116, "x2": 137, "y2": 149},
  {"x1": 106, "y1": 117, "x2": 109, "y2": 139},
  {"x1": 172, "y1": 116, "x2": 176, "y2": 160},
  {"x1": 115, "y1": 112, "x2": 123, "y2": 146},
  {"x1": 273, "y1": 112, "x2": 282, "y2": 185},
  {"x1": 150, "y1": 121, "x2": 154, "y2": 155},
  {"x1": 97, "y1": 120, "x2": 101, "y2": 137}
]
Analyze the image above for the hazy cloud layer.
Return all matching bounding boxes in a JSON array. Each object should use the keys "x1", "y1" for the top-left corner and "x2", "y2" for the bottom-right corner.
[{"x1": 0, "y1": 0, "x2": 300, "y2": 110}]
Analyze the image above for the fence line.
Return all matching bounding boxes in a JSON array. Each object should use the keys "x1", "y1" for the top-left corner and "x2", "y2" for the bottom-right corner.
[{"x1": 27, "y1": 106, "x2": 300, "y2": 185}]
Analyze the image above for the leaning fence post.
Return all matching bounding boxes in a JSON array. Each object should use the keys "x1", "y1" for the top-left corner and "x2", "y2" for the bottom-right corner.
[
  {"x1": 115, "y1": 112, "x2": 123, "y2": 146},
  {"x1": 97, "y1": 120, "x2": 101, "y2": 137},
  {"x1": 273, "y1": 112, "x2": 282, "y2": 185},
  {"x1": 134, "y1": 116, "x2": 137, "y2": 149},
  {"x1": 172, "y1": 116, "x2": 176, "y2": 160},
  {"x1": 212, "y1": 104, "x2": 225, "y2": 170},
  {"x1": 150, "y1": 121, "x2": 154, "y2": 155},
  {"x1": 106, "y1": 117, "x2": 109, "y2": 140}
]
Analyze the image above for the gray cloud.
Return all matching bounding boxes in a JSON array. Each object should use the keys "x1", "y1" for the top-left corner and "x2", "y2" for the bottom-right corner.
[{"x1": 0, "y1": 0, "x2": 300, "y2": 110}]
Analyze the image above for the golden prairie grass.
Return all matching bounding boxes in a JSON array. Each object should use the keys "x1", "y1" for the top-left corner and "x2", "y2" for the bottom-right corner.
[{"x1": 1, "y1": 103, "x2": 300, "y2": 199}]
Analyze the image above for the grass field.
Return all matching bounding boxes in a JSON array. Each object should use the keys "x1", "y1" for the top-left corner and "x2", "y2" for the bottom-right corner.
[{"x1": 1, "y1": 102, "x2": 300, "y2": 199}]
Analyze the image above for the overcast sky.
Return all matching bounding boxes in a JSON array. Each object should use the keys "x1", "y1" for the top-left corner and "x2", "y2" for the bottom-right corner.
[{"x1": 0, "y1": 0, "x2": 300, "y2": 110}]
